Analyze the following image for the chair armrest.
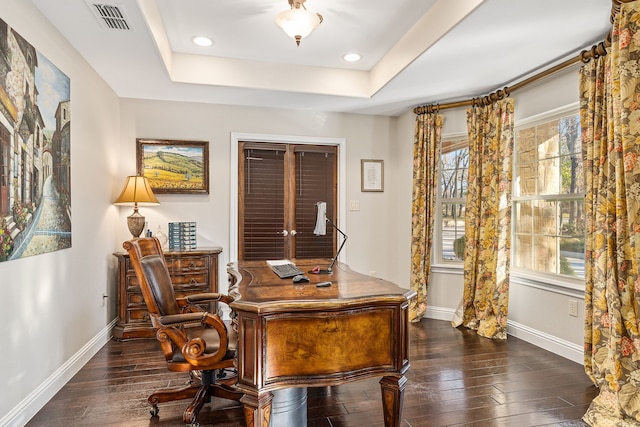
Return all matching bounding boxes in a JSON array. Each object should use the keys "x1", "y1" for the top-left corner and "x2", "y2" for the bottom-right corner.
[
  {"x1": 154, "y1": 311, "x2": 230, "y2": 368},
  {"x1": 181, "y1": 292, "x2": 234, "y2": 305},
  {"x1": 176, "y1": 293, "x2": 235, "y2": 316},
  {"x1": 155, "y1": 312, "x2": 207, "y2": 327}
]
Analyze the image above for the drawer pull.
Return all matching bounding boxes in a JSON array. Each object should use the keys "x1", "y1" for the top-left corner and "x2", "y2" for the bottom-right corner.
[
  {"x1": 190, "y1": 278, "x2": 198, "y2": 286},
  {"x1": 188, "y1": 262, "x2": 196, "y2": 270}
]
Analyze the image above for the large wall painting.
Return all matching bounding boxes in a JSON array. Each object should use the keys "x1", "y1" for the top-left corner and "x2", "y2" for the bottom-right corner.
[{"x1": 0, "y1": 17, "x2": 71, "y2": 262}]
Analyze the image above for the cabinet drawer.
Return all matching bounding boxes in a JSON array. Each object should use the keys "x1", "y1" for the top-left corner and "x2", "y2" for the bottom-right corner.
[
  {"x1": 128, "y1": 289, "x2": 209, "y2": 309},
  {"x1": 172, "y1": 273, "x2": 209, "y2": 288},
  {"x1": 127, "y1": 308, "x2": 150, "y2": 324},
  {"x1": 166, "y1": 256, "x2": 208, "y2": 272},
  {"x1": 126, "y1": 273, "x2": 208, "y2": 289},
  {"x1": 124, "y1": 255, "x2": 209, "y2": 273},
  {"x1": 125, "y1": 274, "x2": 144, "y2": 289},
  {"x1": 128, "y1": 292, "x2": 146, "y2": 307},
  {"x1": 127, "y1": 284, "x2": 208, "y2": 305}
]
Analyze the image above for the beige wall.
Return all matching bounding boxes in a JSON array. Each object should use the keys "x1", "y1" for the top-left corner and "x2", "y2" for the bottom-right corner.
[
  {"x1": 1, "y1": 1, "x2": 588, "y2": 425},
  {"x1": 118, "y1": 99, "x2": 399, "y2": 291},
  {"x1": 0, "y1": 0, "x2": 122, "y2": 424}
]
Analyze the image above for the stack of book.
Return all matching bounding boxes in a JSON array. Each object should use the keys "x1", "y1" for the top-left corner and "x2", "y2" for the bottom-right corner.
[{"x1": 168, "y1": 222, "x2": 197, "y2": 250}]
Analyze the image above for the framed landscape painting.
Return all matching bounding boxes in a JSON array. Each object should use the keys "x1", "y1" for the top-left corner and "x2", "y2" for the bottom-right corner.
[{"x1": 136, "y1": 139, "x2": 209, "y2": 194}]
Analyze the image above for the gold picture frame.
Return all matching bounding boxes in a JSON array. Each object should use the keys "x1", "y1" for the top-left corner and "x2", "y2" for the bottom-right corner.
[
  {"x1": 361, "y1": 159, "x2": 384, "y2": 192},
  {"x1": 136, "y1": 139, "x2": 209, "y2": 194}
]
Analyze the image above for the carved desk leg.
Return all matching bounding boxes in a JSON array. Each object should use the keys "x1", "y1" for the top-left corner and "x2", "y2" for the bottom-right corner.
[
  {"x1": 379, "y1": 375, "x2": 407, "y2": 427},
  {"x1": 241, "y1": 391, "x2": 273, "y2": 427}
]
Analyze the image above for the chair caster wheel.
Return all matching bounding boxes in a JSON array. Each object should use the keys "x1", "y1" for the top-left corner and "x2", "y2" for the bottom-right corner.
[
  {"x1": 187, "y1": 423, "x2": 199, "y2": 427},
  {"x1": 150, "y1": 404, "x2": 159, "y2": 417}
]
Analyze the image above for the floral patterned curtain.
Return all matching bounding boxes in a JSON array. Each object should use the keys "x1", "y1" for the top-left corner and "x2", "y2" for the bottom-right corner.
[
  {"x1": 581, "y1": 3, "x2": 640, "y2": 424},
  {"x1": 452, "y1": 98, "x2": 514, "y2": 339},
  {"x1": 409, "y1": 112, "x2": 444, "y2": 322}
]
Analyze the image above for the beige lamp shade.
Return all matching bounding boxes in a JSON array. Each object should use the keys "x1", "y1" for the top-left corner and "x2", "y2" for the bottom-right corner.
[
  {"x1": 115, "y1": 176, "x2": 159, "y2": 238},
  {"x1": 115, "y1": 176, "x2": 159, "y2": 205}
]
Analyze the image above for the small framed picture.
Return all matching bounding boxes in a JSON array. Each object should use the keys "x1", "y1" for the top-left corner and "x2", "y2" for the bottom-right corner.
[
  {"x1": 136, "y1": 139, "x2": 209, "y2": 194},
  {"x1": 361, "y1": 159, "x2": 384, "y2": 192}
]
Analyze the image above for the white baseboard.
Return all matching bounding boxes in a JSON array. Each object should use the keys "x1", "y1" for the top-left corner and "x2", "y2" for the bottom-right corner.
[
  {"x1": 506, "y1": 319, "x2": 583, "y2": 364},
  {"x1": 425, "y1": 305, "x2": 457, "y2": 321},
  {"x1": 424, "y1": 305, "x2": 583, "y2": 364},
  {"x1": 0, "y1": 319, "x2": 117, "y2": 427}
]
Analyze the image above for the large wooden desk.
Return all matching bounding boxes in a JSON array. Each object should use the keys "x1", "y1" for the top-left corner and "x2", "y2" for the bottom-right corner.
[{"x1": 227, "y1": 259, "x2": 416, "y2": 427}]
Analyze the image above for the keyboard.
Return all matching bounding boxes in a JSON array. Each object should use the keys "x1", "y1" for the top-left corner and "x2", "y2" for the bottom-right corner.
[{"x1": 270, "y1": 263, "x2": 304, "y2": 279}]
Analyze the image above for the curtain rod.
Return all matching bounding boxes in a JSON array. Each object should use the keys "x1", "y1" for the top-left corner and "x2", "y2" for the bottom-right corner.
[{"x1": 413, "y1": 0, "x2": 628, "y2": 115}]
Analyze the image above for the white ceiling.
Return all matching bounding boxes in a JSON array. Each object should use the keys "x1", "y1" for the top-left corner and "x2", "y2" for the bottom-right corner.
[{"x1": 31, "y1": 0, "x2": 613, "y2": 116}]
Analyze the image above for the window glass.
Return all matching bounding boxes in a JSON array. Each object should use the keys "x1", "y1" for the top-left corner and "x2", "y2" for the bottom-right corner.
[
  {"x1": 439, "y1": 138, "x2": 468, "y2": 262},
  {"x1": 513, "y1": 112, "x2": 584, "y2": 279}
]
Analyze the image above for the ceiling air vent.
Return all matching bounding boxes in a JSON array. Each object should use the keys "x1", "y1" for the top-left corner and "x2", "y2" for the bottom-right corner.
[{"x1": 87, "y1": 2, "x2": 132, "y2": 30}]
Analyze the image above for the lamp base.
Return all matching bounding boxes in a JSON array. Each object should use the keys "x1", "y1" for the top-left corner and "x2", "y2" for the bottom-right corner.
[{"x1": 127, "y1": 210, "x2": 145, "y2": 238}]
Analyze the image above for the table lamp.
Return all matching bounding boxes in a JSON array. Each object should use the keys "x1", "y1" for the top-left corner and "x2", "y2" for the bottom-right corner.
[{"x1": 114, "y1": 176, "x2": 159, "y2": 238}]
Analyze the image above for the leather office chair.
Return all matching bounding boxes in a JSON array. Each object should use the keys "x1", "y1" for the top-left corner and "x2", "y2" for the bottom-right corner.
[{"x1": 123, "y1": 237, "x2": 243, "y2": 427}]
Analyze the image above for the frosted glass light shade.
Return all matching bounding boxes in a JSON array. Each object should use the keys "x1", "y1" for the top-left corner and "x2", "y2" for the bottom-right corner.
[{"x1": 275, "y1": 7, "x2": 322, "y2": 45}]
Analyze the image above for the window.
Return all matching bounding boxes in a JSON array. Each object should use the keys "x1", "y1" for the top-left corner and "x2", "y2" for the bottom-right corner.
[
  {"x1": 436, "y1": 108, "x2": 585, "y2": 286},
  {"x1": 513, "y1": 112, "x2": 584, "y2": 279},
  {"x1": 439, "y1": 137, "x2": 468, "y2": 262}
]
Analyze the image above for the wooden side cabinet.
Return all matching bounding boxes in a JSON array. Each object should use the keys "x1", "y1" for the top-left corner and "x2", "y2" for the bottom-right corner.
[{"x1": 112, "y1": 246, "x2": 222, "y2": 340}]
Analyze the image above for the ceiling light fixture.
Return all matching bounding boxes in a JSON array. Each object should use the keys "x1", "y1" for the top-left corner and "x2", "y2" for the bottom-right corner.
[
  {"x1": 192, "y1": 36, "x2": 213, "y2": 47},
  {"x1": 275, "y1": 0, "x2": 322, "y2": 47},
  {"x1": 343, "y1": 53, "x2": 362, "y2": 62}
]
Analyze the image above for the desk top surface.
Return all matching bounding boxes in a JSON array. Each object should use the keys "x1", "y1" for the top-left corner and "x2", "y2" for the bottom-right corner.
[{"x1": 228, "y1": 259, "x2": 415, "y2": 312}]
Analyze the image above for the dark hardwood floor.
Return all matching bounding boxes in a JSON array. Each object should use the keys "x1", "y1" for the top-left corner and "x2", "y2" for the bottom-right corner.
[{"x1": 26, "y1": 318, "x2": 597, "y2": 427}]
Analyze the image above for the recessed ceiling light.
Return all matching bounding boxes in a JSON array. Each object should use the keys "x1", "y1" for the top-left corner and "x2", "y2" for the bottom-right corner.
[
  {"x1": 342, "y1": 52, "x2": 362, "y2": 62},
  {"x1": 192, "y1": 36, "x2": 213, "y2": 47}
]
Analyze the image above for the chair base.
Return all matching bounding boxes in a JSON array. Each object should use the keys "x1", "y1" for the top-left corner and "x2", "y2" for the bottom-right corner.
[{"x1": 148, "y1": 372, "x2": 243, "y2": 426}]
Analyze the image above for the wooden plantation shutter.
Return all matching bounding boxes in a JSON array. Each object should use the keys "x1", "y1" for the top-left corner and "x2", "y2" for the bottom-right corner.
[
  {"x1": 294, "y1": 146, "x2": 335, "y2": 259},
  {"x1": 240, "y1": 143, "x2": 286, "y2": 260},
  {"x1": 239, "y1": 142, "x2": 337, "y2": 261}
]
